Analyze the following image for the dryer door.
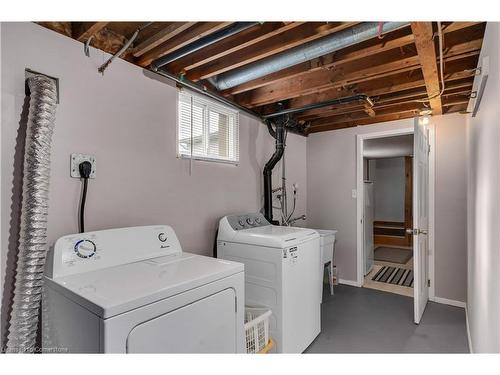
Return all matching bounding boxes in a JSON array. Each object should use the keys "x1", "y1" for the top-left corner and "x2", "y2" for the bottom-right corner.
[{"x1": 126, "y1": 288, "x2": 236, "y2": 353}]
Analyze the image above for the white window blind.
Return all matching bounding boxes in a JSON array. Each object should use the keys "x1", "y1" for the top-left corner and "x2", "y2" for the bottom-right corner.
[{"x1": 178, "y1": 89, "x2": 239, "y2": 164}]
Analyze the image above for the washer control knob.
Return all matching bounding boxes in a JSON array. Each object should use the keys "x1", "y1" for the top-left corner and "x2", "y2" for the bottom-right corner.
[
  {"x1": 74, "y1": 240, "x2": 97, "y2": 259},
  {"x1": 255, "y1": 217, "x2": 261, "y2": 224},
  {"x1": 158, "y1": 232, "x2": 167, "y2": 242},
  {"x1": 238, "y1": 219, "x2": 245, "y2": 227},
  {"x1": 246, "y1": 217, "x2": 254, "y2": 225}
]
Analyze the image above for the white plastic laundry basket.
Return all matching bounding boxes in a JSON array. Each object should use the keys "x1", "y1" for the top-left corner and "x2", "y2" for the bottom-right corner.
[{"x1": 244, "y1": 307, "x2": 272, "y2": 353}]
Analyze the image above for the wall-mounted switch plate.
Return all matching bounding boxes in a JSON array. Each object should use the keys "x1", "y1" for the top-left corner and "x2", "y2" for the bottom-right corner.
[
  {"x1": 71, "y1": 153, "x2": 96, "y2": 179},
  {"x1": 351, "y1": 189, "x2": 357, "y2": 199}
]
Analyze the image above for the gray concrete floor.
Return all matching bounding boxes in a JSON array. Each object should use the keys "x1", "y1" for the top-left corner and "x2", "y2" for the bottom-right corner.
[{"x1": 305, "y1": 285, "x2": 469, "y2": 353}]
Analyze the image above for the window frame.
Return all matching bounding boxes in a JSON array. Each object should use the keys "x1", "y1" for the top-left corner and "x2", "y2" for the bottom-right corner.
[{"x1": 177, "y1": 88, "x2": 240, "y2": 166}]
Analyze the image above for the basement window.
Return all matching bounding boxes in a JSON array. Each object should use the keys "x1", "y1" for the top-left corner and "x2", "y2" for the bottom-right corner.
[{"x1": 177, "y1": 89, "x2": 239, "y2": 164}]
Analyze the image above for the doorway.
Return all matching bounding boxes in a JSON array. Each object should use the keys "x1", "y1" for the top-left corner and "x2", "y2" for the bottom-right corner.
[
  {"x1": 362, "y1": 138, "x2": 414, "y2": 298},
  {"x1": 356, "y1": 119, "x2": 434, "y2": 324}
]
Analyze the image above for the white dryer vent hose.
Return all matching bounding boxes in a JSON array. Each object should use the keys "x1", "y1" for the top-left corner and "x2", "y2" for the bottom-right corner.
[{"x1": 6, "y1": 75, "x2": 58, "y2": 353}]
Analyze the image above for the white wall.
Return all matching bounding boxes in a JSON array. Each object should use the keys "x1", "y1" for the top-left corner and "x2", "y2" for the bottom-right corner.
[
  {"x1": 307, "y1": 119, "x2": 413, "y2": 282},
  {"x1": 0, "y1": 22, "x2": 307, "y2": 344},
  {"x1": 466, "y1": 22, "x2": 500, "y2": 353},
  {"x1": 307, "y1": 114, "x2": 468, "y2": 304},
  {"x1": 434, "y1": 113, "x2": 467, "y2": 303},
  {"x1": 372, "y1": 157, "x2": 405, "y2": 222}
]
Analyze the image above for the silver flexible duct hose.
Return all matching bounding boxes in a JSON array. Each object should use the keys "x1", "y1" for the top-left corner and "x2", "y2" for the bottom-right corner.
[{"x1": 6, "y1": 75, "x2": 58, "y2": 353}]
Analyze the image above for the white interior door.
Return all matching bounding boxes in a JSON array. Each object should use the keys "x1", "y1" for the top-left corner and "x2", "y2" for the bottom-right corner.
[{"x1": 413, "y1": 117, "x2": 430, "y2": 324}]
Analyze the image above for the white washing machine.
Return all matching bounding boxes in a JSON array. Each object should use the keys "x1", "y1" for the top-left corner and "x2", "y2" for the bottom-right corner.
[
  {"x1": 217, "y1": 213, "x2": 321, "y2": 353},
  {"x1": 42, "y1": 225, "x2": 244, "y2": 353}
]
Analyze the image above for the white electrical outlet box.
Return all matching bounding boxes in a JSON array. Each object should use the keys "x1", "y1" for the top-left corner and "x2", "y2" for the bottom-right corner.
[
  {"x1": 70, "y1": 153, "x2": 96, "y2": 179},
  {"x1": 351, "y1": 189, "x2": 357, "y2": 199}
]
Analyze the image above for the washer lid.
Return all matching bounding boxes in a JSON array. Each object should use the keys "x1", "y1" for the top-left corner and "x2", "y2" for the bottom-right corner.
[
  {"x1": 44, "y1": 253, "x2": 243, "y2": 319},
  {"x1": 222, "y1": 225, "x2": 319, "y2": 248}
]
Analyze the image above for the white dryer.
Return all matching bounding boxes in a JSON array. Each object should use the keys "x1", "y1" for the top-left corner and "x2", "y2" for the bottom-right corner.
[
  {"x1": 42, "y1": 225, "x2": 244, "y2": 353},
  {"x1": 217, "y1": 213, "x2": 321, "y2": 353}
]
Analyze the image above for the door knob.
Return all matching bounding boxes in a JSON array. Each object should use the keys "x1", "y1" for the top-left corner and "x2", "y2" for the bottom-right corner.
[{"x1": 406, "y1": 228, "x2": 428, "y2": 235}]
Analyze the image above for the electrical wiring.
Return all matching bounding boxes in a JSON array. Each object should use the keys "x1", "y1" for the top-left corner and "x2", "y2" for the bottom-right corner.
[
  {"x1": 415, "y1": 21, "x2": 445, "y2": 103},
  {"x1": 286, "y1": 193, "x2": 297, "y2": 224},
  {"x1": 79, "y1": 178, "x2": 88, "y2": 233},
  {"x1": 98, "y1": 22, "x2": 153, "y2": 74},
  {"x1": 78, "y1": 161, "x2": 92, "y2": 233}
]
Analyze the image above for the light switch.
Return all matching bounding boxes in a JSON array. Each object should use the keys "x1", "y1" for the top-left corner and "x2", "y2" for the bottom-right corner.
[{"x1": 351, "y1": 189, "x2": 357, "y2": 199}]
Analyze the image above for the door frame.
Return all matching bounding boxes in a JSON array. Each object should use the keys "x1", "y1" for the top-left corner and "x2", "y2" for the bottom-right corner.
[{"x1": 355, "y1": 122, "x2": 435, "y2": 301}]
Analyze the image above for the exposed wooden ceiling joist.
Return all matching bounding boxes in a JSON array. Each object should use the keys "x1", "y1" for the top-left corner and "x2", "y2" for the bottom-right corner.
[
  {"x1": 307, "y1": 98, "x2": 469, "y2": 133},
  {"x1": 411, "y1": 22, "x2": 443, "y2": 115},
  {"x1": 73, "y1": 22, "x2": 109, "y2": 42},
  {"x1": 137, "y1": 22, "x2": 233, "y2": 67},
  {"x1": 296, "y1": 81, "x2": 474, "y2": 121},
  {"x1": 36, "y1": 21, "x2": 485, "y2": 134},
  {"x1": 165, "y1": 22, "x2": 304, "y2": 75},
  {"x1": 221, "y1": 32, "x2": 416, "y2": 97},
  {"x1": 221, "y1": 22, "x2": 479, "y2": 98},
  {"x1": 273, "y1": 45, "x2": 480, "y2": 113},
  {"x1": 185, "y1": 22, "x2": 359, "y2": 81},
  {"x1": 237, "y1": 39, "x2": 480, "y2": 109},
  {"x1": 132, "y1": 22, "x2": 196, "y2": 57}
]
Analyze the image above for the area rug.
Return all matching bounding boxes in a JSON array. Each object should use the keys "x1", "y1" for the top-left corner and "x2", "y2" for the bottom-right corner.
[
  {"x1": 374, "y1": 246, "x2": 413, "y2": 264},
  {"x1": 372, "y1": 266, "x2": 414, "y2": 287}
]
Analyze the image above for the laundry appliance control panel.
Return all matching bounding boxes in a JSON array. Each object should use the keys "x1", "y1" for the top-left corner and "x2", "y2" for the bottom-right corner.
[
  {"x1": 46, "y1": 225, "x2": 182, "y2": 279},
  {"x1": 226, "y1": 213, "x2": 270, "y2": 230}
]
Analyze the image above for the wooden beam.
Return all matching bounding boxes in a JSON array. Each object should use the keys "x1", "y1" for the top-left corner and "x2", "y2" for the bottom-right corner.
[
  {"x1": 222, "y1": 33, "x2": 416, "y2": 96},
  {"x1": 186, "y1": 22, "x2": 359, "y2": 81},
  {"x1": 237, "y1": 54, "x2": 422, "y2": 108},
  {"x1": 307, "y1": 99, "x2": 467, "y2": 133},
  {"x1": 252, "y1": 43, "x2": 479, "y2": 112},
  {"x1": 442, "y1": 21, "x2": 484, "y2": 34},
  {"x1": 296, "y1": 81, "x2": 473, "y2": 121},
  {"x1": 411, "y1": 22, "x2": 443, "y2": 115},
  {"x1": 132, "y1": 22, "x2": 196, "y2": 57},
  {"x1": 307, "y1": 111, "x2": 418, "y2": 133},
  {"x1": 166, "y1": 22, "x2": 304, "y2": 74},
  {"x1": 137, "y1": 22, "x2": 232, "y2": 67},
  {"x1": 221, "y1": 21, "x2": 478, "y2": 97},
  {"x1": 73, "y1": 22, "x2": 109, "y2": 42},
  {"x1": 36, "y1": 22, "x2": 72, "y2": 37},
  {"x1": 238, "y1": 37, "x2": 480, "y2": 108}
]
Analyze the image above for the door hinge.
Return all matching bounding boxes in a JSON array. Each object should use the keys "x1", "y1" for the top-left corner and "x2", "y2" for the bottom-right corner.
[{"x1": 428, "y1": 279, "x2": 431, "y2": 287}]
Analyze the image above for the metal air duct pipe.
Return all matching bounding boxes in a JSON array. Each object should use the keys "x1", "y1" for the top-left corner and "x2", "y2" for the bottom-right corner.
[
  {"x1": 151, "y1": 22, "x2": 260, "y2": 71},
  {"x1": 263, "y1": 120, "x2": 285, "y2": 224},
  {"x1": 6, "y1": 75, "x2": 58, "y2": 353},
  {"x1": 212, "y1": 22, "x2": 410, "y2": 90}
]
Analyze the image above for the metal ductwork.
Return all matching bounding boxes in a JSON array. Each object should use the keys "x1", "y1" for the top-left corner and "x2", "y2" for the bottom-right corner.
[
  {"x1": 6, "y1": 74, "x2": 58, "y2": 353},
  {"x1": 151, "y1": 22, "x2": 260, "y2": 71},
  {"x1": 212, "y1": 22, "x2": 410, "y2": 91},
  {"x1": 263, "y1": 120, "x2": 285, "y2": 224}
]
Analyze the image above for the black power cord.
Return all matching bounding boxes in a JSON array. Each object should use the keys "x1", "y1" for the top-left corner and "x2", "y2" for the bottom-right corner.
[{"x1": 78, "y1": 161, "x2": 92, "y2": 233}]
